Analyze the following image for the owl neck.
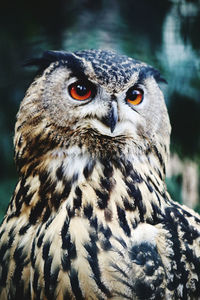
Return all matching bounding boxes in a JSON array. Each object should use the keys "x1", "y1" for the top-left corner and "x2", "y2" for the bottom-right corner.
[{"x1": 11, "y1": 144, "x2": 169, "y2": 225}]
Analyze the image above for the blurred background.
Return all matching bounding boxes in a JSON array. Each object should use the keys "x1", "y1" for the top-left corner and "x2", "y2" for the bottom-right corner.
[{"x1": 0, "y1": 0, "x2": 200, "y2": 220}]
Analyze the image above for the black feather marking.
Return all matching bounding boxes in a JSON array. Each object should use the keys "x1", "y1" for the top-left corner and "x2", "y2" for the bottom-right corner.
[
  {"x1": 164, "y1": 207, "x2": 189, "y2": 294},
  {"x1": 123, "y1": 197, "x2": 136, "y2": 211},
  {"x1": 145, "y1": 180, "x2": 153, "y2": 193},
  {"x1": 69, "y1": 240, "x2": 77, "y2": 260},
  {"x1": 69, "y1": 268, "x2": 84, "y2": 300},
  {"x1": 29, "y1": 198, "x2": 46, "y2": 224},
  {"x1": 134, "y1": 279, "x2": 162, "y2": 300},
  {"x1": 25, "y1": 161, "x2": 38, "y2": 178},
  {"x1": 33, "y1": 268, "x2": 40, "y2": 297},
  {"x1": 42, "y1": 241, "x2": 51, "y2": 260},
  {"x1": 62, "y1": 179, "x2": 72, "y2": 199},
  {"x1": 130, "y1": 242, "x2": 165, "y2": 299},
  {"x1": 13, "y1": 281, "x2": 27, "y2": 300},
  {"x1": 130, "y1": 242, "x2": 161, "y2": 271},
  {"x1": 125, "y1": 180, "x2": 145, "y2": 222},
  {"x1": 63, "y1": 290, "x2": 73, "y2": 300},
  {"x1": 56, "y1": 164, "x2": 64, "y2": 180},
  {"x1": 114, "y1": 236, "x2": 127, "y2": 248},
  {"x1": 152, "y1": 145, "x2": 164, "y2": 168},
  {"x1": 61, "y1": 220, "x2": 77, "y2": 271},
  {"x1": 84, "y1": 204, "x2": 93, "y2": 219},
  {"x1": 45, "y1": 215, "x2": 55, "y2": 229},
  {"x1": 13, "y1": 245, "x2": 29, "y2": 284},
  {"x1": 73, "y1": 186, "x2": 82, "y2": 209},
  {"x1": 36, "y1": 223, "x2": 42, "y2": 238},
  {"x1": 8, "y1": 227, "x2": 15, "y2": 248},
  {"x1": 39, "y1": 171, "x2": 49, "y2": 185},
  {"x1": 0, "y1": 242, "x2": 9, "y2": 286},
  {"x1": 99, "y1": 225, "x2": 112, "y2": 251},
  {"x1": 61, "y1": 220, "x2": 70, "y2": 249},
  {"x1": 0, "y1": 228, "x2": 5, "y2": 240},
  {"x1": 31, "y1": 239, "x2": 36, "y2": 268},
  {"x1": 100, "y1": 177, "x2": 113, "y2": 192},
  {"x1": 67, "y1": 207, "x2": 75, "y2": 218},
  {"x1": 117, "y1": 206, "x2": 131, "y2": 236},
  {"x1": 40, "y1": 175, "x2": 57, "y2": 198},
  {"x1": 84, "y1": 233, "x2": 111, "y2": 297},
  {"x1": 19, "y1": 223, "x2": 31, "y2": 235},
  {"x1": 42, "y1": 206, "x2": 51, "y2": 223},
  {"x1": 177, "y1": 216, "x2": 199, "y2": 245},
  {"x1": 24, "y1": 192, "x2": 34, "y2": 206},
  {"x1": 71, "y1": 173, "x2": 79, "y2": 184},
  {"x1": 14, "y1": 177, "x2": 29, "y2": 217},
  {"x1": 146, "y1": 176, "x2": 161, "y2": 195},
  {"x1": 37, "y1": 232, "x2": 45, "y2": 248},
  {"x1": 42, "y1": 240, "x2": 59, "y2": 298},
  {"x1": 150, "y1": 203, "x2": 162, "y2": 225},
  {"x1": 102, "y1": 158, "x2": 113, "y2": 177},
  {"x1": 51, "y1": 192, "x2": 63, "y2": 210},
  {"x1": 130, "y1": 171, "x2": 143, "y2": 184},
  {"x1": 99, "y1": 224, "x2": 112, "y2": 239},
  {"x1": 61, "y1": 253, "x2": 71, "y2": 272},
  {"x1": 123, "y1": 159, "x2": 133, "y2": 176},
  {"x1": 83, "y1": 160, "x2": 96, "y2": 179},
  {"x1": 0, "y1": 260, "x2": 8, "y2": 286},
  {"x1": 100, "y1": 239, "x2": 112, "y2": 251},
  {"x1": 44, "y1": 256, "x2": 53, "y2": 296},
  {"x1": 180, "y1": 208, "x2": 200, "y2": 224},
  {"x1": 183, "y1": 244, "x2": 200, "y2": 297},
  {"x1": 44, "y1": 262, "x2": 60, "y2": 299},
  {"x1": 95, "y1": 189, "x2": 109, "y2": 209},
  {"x1": 90, "y1": 216, "x2": 98, "y2": 231}
]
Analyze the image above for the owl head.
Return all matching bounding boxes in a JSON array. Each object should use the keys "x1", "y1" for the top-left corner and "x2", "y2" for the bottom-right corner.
[{"x1": 15, "y1": 50, "x2": 171, "y2": 176}]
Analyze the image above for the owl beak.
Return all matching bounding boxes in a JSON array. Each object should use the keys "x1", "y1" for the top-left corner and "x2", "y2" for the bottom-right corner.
[
  {"x1": 110, "y1": 101, "x2": 118, "y2": 133},
  {"x1": 103, "y1": 101, "x2": 118, "y2": 133}
]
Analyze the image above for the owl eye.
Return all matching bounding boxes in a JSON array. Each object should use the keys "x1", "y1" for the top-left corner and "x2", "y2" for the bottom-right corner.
[
  {"x1": 69, "y1": 81, "x2": 94, "y2": 101},
  {"x1": 126, "y1": 87, "x2": 144, "y2": 105}
]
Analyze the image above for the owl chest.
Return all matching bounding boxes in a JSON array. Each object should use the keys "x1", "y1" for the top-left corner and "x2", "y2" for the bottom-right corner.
[
  {"x1": 31, "y1": 214, "x2": 136, "y2": 299},
  {"x1": 30, "y1": 210, "x2": 200, "y2": 300}
]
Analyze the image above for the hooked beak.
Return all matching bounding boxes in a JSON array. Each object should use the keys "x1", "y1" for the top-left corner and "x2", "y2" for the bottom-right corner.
[{"x1": 102, "y1": 101, "x2": 118, "y2": 133}]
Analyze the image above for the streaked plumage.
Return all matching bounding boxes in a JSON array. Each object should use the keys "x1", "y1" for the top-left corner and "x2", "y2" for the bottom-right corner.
[{"x1": 0, "y1": 49, "x2": 200, "y2": 300}]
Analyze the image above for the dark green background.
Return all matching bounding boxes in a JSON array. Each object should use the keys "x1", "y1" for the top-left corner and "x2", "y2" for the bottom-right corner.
[{"x1": 0, "y1": 0, "x2": 200, "y2": 219}]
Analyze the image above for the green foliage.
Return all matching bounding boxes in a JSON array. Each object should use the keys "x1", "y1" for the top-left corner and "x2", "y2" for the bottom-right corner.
[
  {"x1": 169, "y1": 94, "x2": 200, "y2": 158},
  {"x1": 166, "y1": 175, "x2": 183, "y2": 205},
  {"x1": 0, "y1": 178, "x2": 17, "y2": 222}
]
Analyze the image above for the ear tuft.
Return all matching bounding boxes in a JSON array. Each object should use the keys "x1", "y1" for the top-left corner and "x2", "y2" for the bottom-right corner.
[
  {"x1": 23, "y1": 50, "x2": 70, "y2": 74},
  {"x1": 139, "y1": 66, "x2": 167, "y2": 84}
]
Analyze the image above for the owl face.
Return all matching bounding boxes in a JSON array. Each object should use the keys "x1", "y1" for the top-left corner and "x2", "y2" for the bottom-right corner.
[{"x1": 17, "y1": 50, "x2": 171, "y2": 164}]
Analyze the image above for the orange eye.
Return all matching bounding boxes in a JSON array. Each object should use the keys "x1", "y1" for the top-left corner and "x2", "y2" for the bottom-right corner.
[
  {"x1": 126, "y1": 87, "x2": 144, "y2": 105},
  {"x1": 69, "y1": 81, "x2": 93, "y2": 101}
]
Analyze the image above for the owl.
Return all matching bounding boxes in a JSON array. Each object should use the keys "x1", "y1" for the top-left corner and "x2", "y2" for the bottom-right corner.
[{"x1": 0, "y1": 49, "x2": 200, "y2": 300}]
